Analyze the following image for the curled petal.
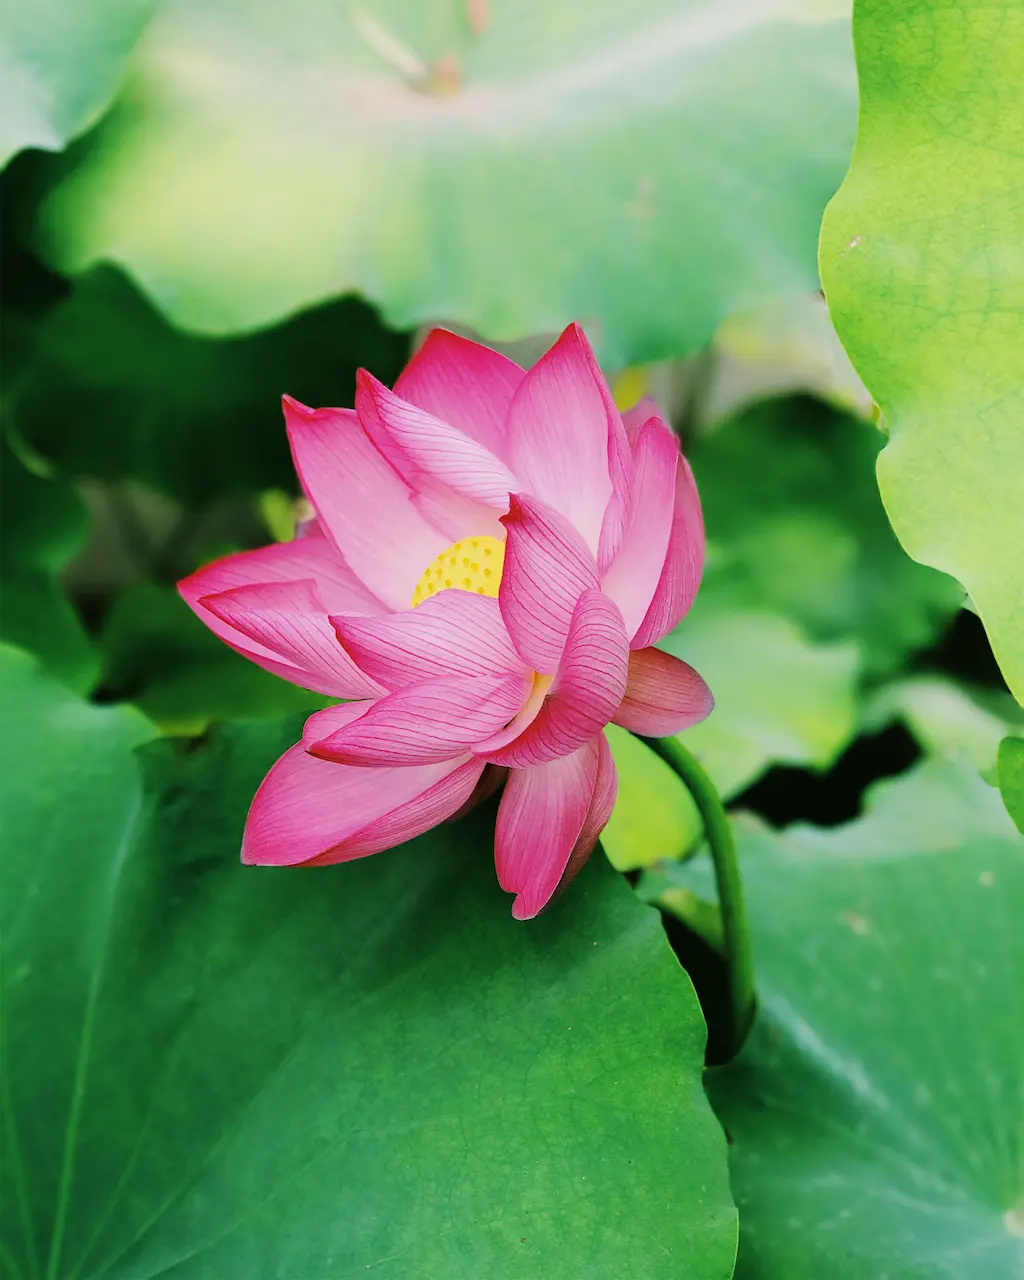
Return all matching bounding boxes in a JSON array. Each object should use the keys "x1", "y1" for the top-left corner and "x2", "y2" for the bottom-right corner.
[
  {"x1": 356, "y1": 370, "x2": 519, "y2": 509},
  {"x1": 200, "y1": 580, "x2": 383, "y2": 699},
  {"x1": 394, "y1": 328, "x2": 524, "y2": 462},
  {"x1": 506, "y1": 323, "x2": 616, "y2": 553},
  {"x1": 301, "y1": 701, "x2": 371, "y2": 746},
  {"x1": 631, "y1": 455, "x2": 705, "y2": 649},
  {"x1": 180, "y1": 536, "x2": 386, "y2": 616},
  {"x1": 242, "y1": 733, "x2": 485, "y2": 866},
  {"x1": 283, "y1": 397, "x2": 448, "y2": 610},
  {"x1": 332, "y1": 591, "x2": 528, "y2": 691},
  {"x1": 494, "y1": 736, "x2": 607, "y2": 920},
  {"x1": 601, "y1": 416, "x2": 679, "y2": 643},
  {"x1": 499, "y1": 493, "x2": 599, "y2": 673},
  {"x1": 308, "y1": 672, "x2": 532, "y2": 766},
  {"x1": 612, "y1": 646, "x2": 714, "y2": 737},
  {"x1": 482, "y1": 589, "x2": 629, "y2": 768}
]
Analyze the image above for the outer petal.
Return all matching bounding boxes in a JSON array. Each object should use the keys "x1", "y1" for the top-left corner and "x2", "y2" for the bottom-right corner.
[
  {"x1": 242, "y1": 733, "x2": 484, "y2": 866},
  {"x1": 332, "y1": 591, "x2": 528, "y2": 691},
  {"x1": 481, "y1": 589, "x2": 629, "y2": 768},
  {"x1": 177, "y1": 542, "x2": 381, "y2": 701},
  {"x1": 179, "y1": 535, "x2": 386, "y2": 618},
  {"x1": 498, "y1": 493, "x2": 600, "y2": 674},
  {"x1": 612, "y1": 647, "x2": 714, "y2": 737},
  {"x1": 394, "y1": 328, "x2": 525, "y2": 462},
  {"x1": 494, "y1": 737, "x2": 602, "y2": 920},
  {"x1": 600, "y1": 417, "x2": 679, "y2": 643},
  {"x1": 631, "y1": 454, "x2": 705, "y2": 648},
  {"x1": 199, "y1": 582, "x2": 380, "y2": 699},
  {"x1": 308, "y1": 672, "x2": 532, "y2": 766},
  {"x1": 283, "y1": 397, "x2": 448, "y2": 610},
  {"x1": 357, "y1": 370, "x2": 518, "y2": 509},
  {"x1": 506, "y1": 323, "x2": 615, "y2": 553},
  {"x1": 559, "y1": 730, "x2": 618, "y2": 897}
]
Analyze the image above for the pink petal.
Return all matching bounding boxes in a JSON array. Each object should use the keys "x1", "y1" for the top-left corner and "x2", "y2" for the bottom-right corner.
[
  {"x1": 356, "y1": 371, "x2": 519, "y2": 509},
  {"x1": 612, "y1": 646, "x2": 714, "y2": 737},
  {"x1": 179, "y1": 536, "x2": 386, "y2": 620},
  {"x1": 506, "y1": 324, "x2": 616, "y2": 553},
  {"x1": 394, "y1": 328, "x2": 525, "y2": 462},
  {"x1": 242, "y1": 739, "x2": 484, "y2": 866},
  {"x1": 482, "y1": 589, "x2": 629, "y2": 768},
  {"x1": 498, "y1": 493, "x2": 600, "y2": 673},
  {"x1": 178, "y1": 539, "x2": 384, "y2": 696},
  {"x1": 200, "y1": 580, "x2": 383, "y2": 699},
  {"x1": 494, "y1": 737, "x2": 602, "y2": 920},
  {"x1": 630, "y1": 454, "x2": 705, "y2": 649},
  {"x1": 596, "y1": 389, "x2": 635, "y2": 575},
  {"x1": 332, "y1": 591, "x2": 528, "y2": 691},
  {"x1": 620, "y1": 397, "x2": 663, "y2": 446},
  {"x1": 411, "y1": 477, "x2": 505, "y2": 543},
  {"x1": 600, "y1": 417, "x2": 680, "y2": 643},
  {"x1": 307, "y1": 671, "x2": 532, "y2": 766},
  {"x1": 555, "y1": 730, "x2": 619, "y2": 903},
  {"x1": 283, "y1": 397, "x2": 449, "y2": 611},
  {"x1": 301, "y1": 701, "x2": 371, "y2": 746}
]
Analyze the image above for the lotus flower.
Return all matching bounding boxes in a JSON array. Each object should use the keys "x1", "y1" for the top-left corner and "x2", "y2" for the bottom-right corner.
[{"x1": 179, "y1": 324, "x2": 711, "y2": 918}]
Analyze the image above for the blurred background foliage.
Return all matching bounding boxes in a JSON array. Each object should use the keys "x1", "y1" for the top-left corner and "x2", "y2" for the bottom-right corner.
[{"x1": 2, "y1": 2, "x2": 1021, "y2": 1277}]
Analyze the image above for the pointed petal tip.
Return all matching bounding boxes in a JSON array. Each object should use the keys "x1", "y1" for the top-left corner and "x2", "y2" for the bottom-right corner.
[{"x1": 282, "y1": 393, "x2": 316, "y2": 420}]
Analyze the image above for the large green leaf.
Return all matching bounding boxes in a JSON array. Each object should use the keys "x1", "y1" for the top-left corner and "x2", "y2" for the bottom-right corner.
[
  {"x1": 997, "y1": 736, "x2": 1024, "y2": 835},
  {"x1": 820, "y1": 0, "x2": 1024, "y2": 702},
  {"x1": 657, "y1": 759, "x2": 1024, "y2": 1278},
  {"x1": 691, "y1": 396, "x2": 962, "y2": 673},
  {"x1": 38, "y1": 0, "x2": 854, "y2": 361},
  {"x1": 0, "y1": 0, "x2": 152, "y2": 168},
  {"x1": 0, "y1": 436, "x2": 96, "y2": 692},
  {"x1": 9, "y1": 265, "x2": 408, "y2": 508},
  {"x1": 0, "y1": 645, "x2": 736, "y2": 1279},
  {"x1": 865, "y1": 674, "x2": 1024, "y2": 776}
]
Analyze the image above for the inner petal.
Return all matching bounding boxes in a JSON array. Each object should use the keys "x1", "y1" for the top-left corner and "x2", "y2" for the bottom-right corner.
[{"x1": 411, "y1": 535, "x2": 506, "y2": 607}]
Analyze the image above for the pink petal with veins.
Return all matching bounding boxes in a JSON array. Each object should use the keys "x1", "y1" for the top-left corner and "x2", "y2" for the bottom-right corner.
[
  {"x1": 482, "y1": 589, "x2": 628, "y2": 768},
  {"x1": 494, "y1": 737, "x2": 606, "y2": 920},
  {"x1": 395, "y1": 328, "x2": 524, "y2": 462},
  {"x1": 601, "y1": 416, "x2": 679, "y2": 643},
  {"x1": 506, "y1": 323, "x2": 617, "y2": 553},
  {"x1": 332, "y1": 591, "x2": 528, "y2": 691},
  {"x1": 631, "y1": 454, "x2": 705, "y2": 648},
  {"x1": 283, "y1": 397, "x2": 448, "y2": 610},
  {"x1": 242, "y1": 733, "x2": 484, "y2": 866},
  {"x1": 612, "y1": 646, "x2": 714, "y2": 737},
  {"x1": 308, "y1": 671, "x2": 532, "y2": 766},
  {"x1": 357, "y1": 370, "x2": 518, "y2": 509},
  {"x1": 201, "y1": 580, "x2": 383, "y2": 699},
  {"x1": 498, "y1": 493, "x2": 599, "y2": 674}
]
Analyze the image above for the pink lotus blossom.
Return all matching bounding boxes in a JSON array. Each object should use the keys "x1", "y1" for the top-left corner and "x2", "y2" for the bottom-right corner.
[{"x1": 179, "y1": 324, "x2": 711, "y2": 918}]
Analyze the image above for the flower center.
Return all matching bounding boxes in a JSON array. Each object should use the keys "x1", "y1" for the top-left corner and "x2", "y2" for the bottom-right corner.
[{"x1": 410, "y1": 535, "x2": 506, "y2": 607}]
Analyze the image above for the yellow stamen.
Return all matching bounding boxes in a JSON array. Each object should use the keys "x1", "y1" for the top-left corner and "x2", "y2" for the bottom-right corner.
[{"x1": 411, "y1": 535, "x2": 506, "y2": 607}]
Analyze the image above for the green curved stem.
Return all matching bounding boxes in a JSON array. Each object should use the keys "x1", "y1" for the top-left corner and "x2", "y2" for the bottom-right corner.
[{"x1": 636, "y1": 734, "x2": 755, "y2": 1055}]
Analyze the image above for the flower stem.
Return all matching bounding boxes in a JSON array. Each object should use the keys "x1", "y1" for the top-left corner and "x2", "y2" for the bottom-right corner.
[{"x1": 636, "y1": 734, "x2": 755, "y2": 1056}]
